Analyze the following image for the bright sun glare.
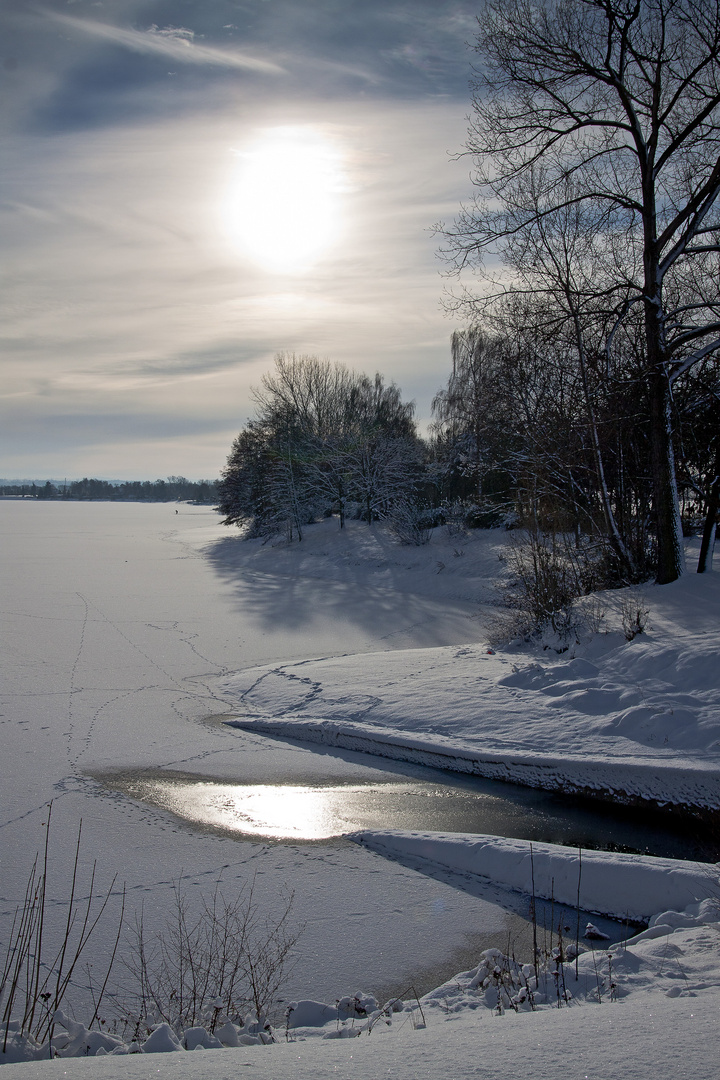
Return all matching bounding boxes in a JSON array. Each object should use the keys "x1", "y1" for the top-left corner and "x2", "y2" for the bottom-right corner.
[{"x1": 223, "y1": 126, "x2": 346, "y2": 273}]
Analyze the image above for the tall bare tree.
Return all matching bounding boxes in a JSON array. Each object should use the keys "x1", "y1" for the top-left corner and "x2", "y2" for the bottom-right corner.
[{"x1": 445, "y1": 0, "x2": 720, "y2": 582}]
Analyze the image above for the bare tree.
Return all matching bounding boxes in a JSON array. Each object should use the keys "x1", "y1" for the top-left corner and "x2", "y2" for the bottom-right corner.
[
  {"x1": 496, "y1": 182, "x2": 638, "y2": 575},
  {"x1": 431, "y1": 328, "x2": 508, "y2": 508},
  {"x1": 344, "y1": 435, "x2": 423, "y2": 526},
  {"x1": 445, "y1": 0, "x2": 720, "y2": 583},
  {"x1": 252, "y1": 354, "x2": 354, "y2": 443}
]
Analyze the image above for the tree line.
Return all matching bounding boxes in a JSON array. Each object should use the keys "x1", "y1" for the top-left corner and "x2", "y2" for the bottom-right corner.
[
  {"x1": 439, "y1": 0, "x2": 720, "y2": 584},
  {"x1": 219, "y1": 337, "x2": 716, "y2": 585},
  {"x1": 1, "y1": 478, "x2": 218, "y2": 502},
  {"x1": 430, "y1": 325, "x2": 718, "y2": 584},
  {"x1": 218, "y1": 355, "x2": 427, "y2": 543}
]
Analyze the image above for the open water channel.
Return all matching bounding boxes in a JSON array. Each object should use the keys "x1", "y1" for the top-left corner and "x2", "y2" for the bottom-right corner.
[{"x1": 99, "y1": 748, "x2": 718, "y2": 861}]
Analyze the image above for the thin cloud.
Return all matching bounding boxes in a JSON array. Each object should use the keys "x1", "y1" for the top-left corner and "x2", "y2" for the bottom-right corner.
[
  {"x1": 280, "y1": 52, "x2": 383, "y2": 87},
  {"x1": 43, "y1": 9, "x2": 287, "y2": 76},
  {"x1": 128, "y1": 343, "x2": 269, "y2": 380}
]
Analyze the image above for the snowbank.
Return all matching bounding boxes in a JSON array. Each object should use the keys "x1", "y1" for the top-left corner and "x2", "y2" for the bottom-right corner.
[
  {"x1": 4, "y1": 946, "x2": 720, "y2": 1079},
  {"x1": 221, "y1": 565, "x2": 720, "y2": 812},
  {"x1": 226, "y1": 714, "x2": 720, "y2": 810},
  {"x1": 349, "y1": 830, "x2": 720, "y2": 922},
  {"x1": 3, "y1": 995, "x2": 719, "y2": 1080}
]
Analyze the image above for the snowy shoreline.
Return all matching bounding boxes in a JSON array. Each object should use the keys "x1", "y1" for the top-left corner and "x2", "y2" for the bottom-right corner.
[
  {"x1": 227, "y1": 714, "x2": 720, "y2": 815},
  {"x1": 4, "y1": 827, "x2": 719, "y2": 1071},
  {"x1": 217, "y1": 530, "x2": 720, "y2": 823},
  {"x1": 348, "y1": 830, "x2": 717, "y2": 922},
  {"x1": 3, "y1": 508, "x2": 720, "y2": 1076}
]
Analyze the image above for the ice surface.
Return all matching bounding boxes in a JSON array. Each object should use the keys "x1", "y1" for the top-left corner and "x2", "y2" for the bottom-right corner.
[{"x1": 0, "y1": 505, "x2": 523, "y2": 1008}]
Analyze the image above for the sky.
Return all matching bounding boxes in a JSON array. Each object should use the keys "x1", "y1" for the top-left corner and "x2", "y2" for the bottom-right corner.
[{"x1": 0, "y1": 0, "x2": 481, "y2": 481}]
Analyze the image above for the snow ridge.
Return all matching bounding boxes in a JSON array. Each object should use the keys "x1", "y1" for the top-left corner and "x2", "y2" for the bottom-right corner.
[
  {"x1": 348, "y1": 829, "x2": 719, "y2": 922},
  {"x1": 226, "y1": 715, "x2": 720, "y2": 811}
]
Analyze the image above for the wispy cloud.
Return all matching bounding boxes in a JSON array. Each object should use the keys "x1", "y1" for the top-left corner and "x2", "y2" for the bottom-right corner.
[
  {"x1": 280, "y1": 53, "x2": 382, "y2": 87},
  {"x1": 43, "y1": 9, "x2": 287, "y2": 75}
]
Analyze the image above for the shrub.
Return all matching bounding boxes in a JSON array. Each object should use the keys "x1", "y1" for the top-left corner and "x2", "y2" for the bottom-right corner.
[
  {"x1": 0, "y1": 808, "x2": 122, "y2": 1055},
  {"x1": 119, "y1": 876, "x2": 300, "y2": 1038}
]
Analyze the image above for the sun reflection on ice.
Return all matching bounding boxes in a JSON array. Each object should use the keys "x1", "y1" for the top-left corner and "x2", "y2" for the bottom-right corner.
[{"x1": 140, "y1": 781, "x2": 366, "y2": 839}]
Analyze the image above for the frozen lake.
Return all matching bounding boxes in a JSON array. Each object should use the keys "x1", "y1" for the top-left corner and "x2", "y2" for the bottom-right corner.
[
  {"x1": 97, "y1": 762, "x2": 714, "y2": 860},
  {"x1": 3, "y1": 501, "x2": 670, "y2": 1014},
  {"x1": 0, "y1": 500, "x2": 537, "y2": 1007}
]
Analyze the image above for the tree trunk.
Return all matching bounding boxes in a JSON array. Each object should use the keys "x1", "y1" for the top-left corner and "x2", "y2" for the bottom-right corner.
[
  {"x1": 571, "y1": 307, "x2": 635, "y2": 579},
  {"x1": 645, "y1": 291, "x2": 685, "y2": 584},
  {"x1": 697, "y1": 442, "x2": 720, "y2": 573},
  {"x1": 647, "y1": 365, "x2": 684, "y2": 583}
]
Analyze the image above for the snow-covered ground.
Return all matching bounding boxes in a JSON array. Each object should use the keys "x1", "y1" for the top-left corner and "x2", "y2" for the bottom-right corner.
[
  {"x1": 4, "y1": 896, "x2": 720, "y2": 1078},
  {"x1": 2, "y1": 503, "x2": 720, "y2": 1076},
  {"x1": 220, "y1": 533, "x2": 720, "y2": 812},
  {"x1": 3, "y1": 994, "x2": 718, "y2": 1080},
  {"x1": 218, "y1": 526, "x2": 720, "y2": 812}
]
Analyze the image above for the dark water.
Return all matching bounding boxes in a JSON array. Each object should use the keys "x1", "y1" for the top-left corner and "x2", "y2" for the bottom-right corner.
[{"x1": 99, "y1": 756, "x2": 719, "y2": 862}]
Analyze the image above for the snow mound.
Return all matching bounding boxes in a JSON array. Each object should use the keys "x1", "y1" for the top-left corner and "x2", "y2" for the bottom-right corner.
[
  {"x1": 222, "y1": 567, "x2": 720, "y2": 809},
  {"x1": 349, "y1": 830, "x2": 720, "y2": 922}
]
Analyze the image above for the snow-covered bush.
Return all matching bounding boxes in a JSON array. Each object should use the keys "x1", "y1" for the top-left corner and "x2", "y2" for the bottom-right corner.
[
  {"x1": 620, "y1": 589, "x2": 650, "y2": 640},
  {"x1": 1, "y1": 818, "x2": 302, "y2": 1062},
  {"x1": 387, "y1": 500, "x2": 434, "y2": 546},
  {"x1": 491, "y1": 528, "x2": 615, "y2": 649}
]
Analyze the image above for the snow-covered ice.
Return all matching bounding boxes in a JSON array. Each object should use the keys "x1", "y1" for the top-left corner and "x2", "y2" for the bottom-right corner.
[{"x1": 349, "y1": 831, "x2": 718, "y2": 922}]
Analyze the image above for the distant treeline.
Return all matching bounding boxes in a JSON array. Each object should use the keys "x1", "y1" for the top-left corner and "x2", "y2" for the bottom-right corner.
[{"x1": 1, "y1": 477, "x2": 218, "y2": 503}]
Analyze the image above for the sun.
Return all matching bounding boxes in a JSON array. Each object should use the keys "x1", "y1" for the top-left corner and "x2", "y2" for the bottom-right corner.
[{"x1": 222, "y1": 126, "x2": 346, "y2": 273}]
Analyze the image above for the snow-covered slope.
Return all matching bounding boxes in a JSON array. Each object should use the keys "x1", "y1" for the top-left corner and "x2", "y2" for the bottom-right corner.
[{"x1": 218, "y1": 527, "x2": 720, "y2": 810}]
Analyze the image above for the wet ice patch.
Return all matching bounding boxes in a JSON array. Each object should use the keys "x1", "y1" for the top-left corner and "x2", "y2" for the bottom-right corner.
[{"x1": 106, "y1": 778, "x2": 371, "y2": 839}]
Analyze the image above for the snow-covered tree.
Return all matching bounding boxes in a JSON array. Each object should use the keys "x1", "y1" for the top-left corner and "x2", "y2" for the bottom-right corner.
[{"x1": 218, "y1": 355, "x2": 422, "y2": 538}]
